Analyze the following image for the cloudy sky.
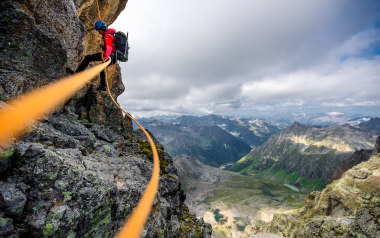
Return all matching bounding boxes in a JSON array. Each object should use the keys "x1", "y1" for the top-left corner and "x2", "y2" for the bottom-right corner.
[{"x1": 112, "y1": 0, "x2": 380, "y2": 118}]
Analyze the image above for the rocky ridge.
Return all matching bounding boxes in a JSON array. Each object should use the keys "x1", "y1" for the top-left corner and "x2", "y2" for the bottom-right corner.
[
  {"x1": 0, "y1": 0, "x2": 211, "y2": 237},
  {"x1": 0, "y1": 113, "x2": 211, "y2": 237},
  {"x1": 255, "y1": 136, "x2": 380, "y2": 237},
  {"x1": 228, "y1": 122, "x2": 377, "y2": 191},
  {"x1": 330, "y1": 149, "x2": 372, "y2": 182}
]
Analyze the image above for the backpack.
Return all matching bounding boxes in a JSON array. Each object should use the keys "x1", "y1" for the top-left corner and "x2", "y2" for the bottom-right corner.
[{"x1": 113, "y1": 31, "x2": 129, "y2": 62}]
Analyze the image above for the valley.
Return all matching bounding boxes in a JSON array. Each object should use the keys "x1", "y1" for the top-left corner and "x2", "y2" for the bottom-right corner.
[
  {"x1": 144, "y1": 114, "x2": 380, "y2": 237},
  {"x1": 174, "y1": 155, "x2": 306, "y2": 238}
]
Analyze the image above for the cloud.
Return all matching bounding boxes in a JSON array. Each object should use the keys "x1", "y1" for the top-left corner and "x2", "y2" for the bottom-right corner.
[
  {"x1": 112, "y1": 0, "x2": 380, "y2": 117},
  {"x1": 329, "y1": 28, "x2": 380, "y2": 60},
  {"x1": 241, "y1": 55, "x2": 380, "y2": 105}
]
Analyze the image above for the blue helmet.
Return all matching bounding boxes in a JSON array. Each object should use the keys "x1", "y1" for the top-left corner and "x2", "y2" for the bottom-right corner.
[{"x1": 95, "y1": 20, "x2": 107, "y2": 31}]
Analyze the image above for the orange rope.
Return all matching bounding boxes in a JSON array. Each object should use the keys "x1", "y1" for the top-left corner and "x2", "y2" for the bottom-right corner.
[
  {"x1": 96, "y1": 1, "x2": 160, "y2": 236},
  {"x1": 0, "y1": 1, "x2": 160, "y2": 236},
  {"x1": 104, "y1": 69, "x2": 160, "y2": 238},
  {"x1": 0, "y1": 56, "x2": 159, "y2": 237},
  {"x1": 0, "y1": 60, "x2": 110, "y2": 148},
  {"x1": 95, "y1": 0, "x2": 102, "y2": 20}
]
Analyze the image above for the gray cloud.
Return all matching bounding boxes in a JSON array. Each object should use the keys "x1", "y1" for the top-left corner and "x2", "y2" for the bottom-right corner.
[
  {"x1": 112, "y1": 0, "x2": 380, "y2": 117},
  {"x1": 241, "y1": 56, "x2": 380, "y2": 104}
]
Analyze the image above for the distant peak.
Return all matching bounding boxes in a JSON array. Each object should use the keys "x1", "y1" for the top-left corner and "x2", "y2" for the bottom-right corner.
[
  {"x1": 286, "y1": 122, "x2": 314, "y2": 133},
  {"x1": 291, "y1": 121, "x2": 306, "y2": 127},
  {"x1": 326, "y1": 112, "x2": 344, "y2": 116}
]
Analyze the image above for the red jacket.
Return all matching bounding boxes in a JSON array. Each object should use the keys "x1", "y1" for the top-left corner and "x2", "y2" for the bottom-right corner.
[{"x1": 102, "y1": 28, "x2": 116, "y2": 60}]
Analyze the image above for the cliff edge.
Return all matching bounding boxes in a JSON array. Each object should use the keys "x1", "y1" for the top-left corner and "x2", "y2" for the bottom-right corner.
[{"x1": 0, "y1": 0, "x2": 211, "y2": 237}]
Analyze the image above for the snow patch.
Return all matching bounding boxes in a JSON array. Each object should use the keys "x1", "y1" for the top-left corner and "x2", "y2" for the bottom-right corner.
[{"x1": 327, "y1": 112, "x2": 344, "y2": 116}]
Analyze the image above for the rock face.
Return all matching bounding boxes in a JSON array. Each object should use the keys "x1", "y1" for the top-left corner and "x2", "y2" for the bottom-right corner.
[
  {"x1": 228, "y1": 122, "x2": 377, "y2": 191},
  {"x1": 0, "y1": 0, "x2": 211, "y2": 237},
  {"x1": 255, "y1": 136, "x2": 380, "y2": 237},
  {"x1": 0, "y1": 114, "x2": 212, "y2": 237},
  {"x1": 0, "y1": 0, "x2": 130, "y2": 128},
  {"x1": 330, "y1": 149, "x2": 372, "y2": 182}
]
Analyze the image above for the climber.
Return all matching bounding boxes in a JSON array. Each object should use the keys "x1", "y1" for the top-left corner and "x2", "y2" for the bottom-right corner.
[{"x1": 75, "y1": 20, "x2": 116, "y2": 91}]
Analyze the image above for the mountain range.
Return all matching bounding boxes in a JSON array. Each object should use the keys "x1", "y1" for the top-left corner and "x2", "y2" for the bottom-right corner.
[
  {"x1": 255, "y1": 137, "x2": 380, "y2": 237},
  {"x1": 141, "y1": 114, "x2": 282, "y2": 148},
  {"x1": 250, "y1": 112, "x2": 372, "y2": 127},
  {"x1": 227, "y1": 121, "x2": 378, "y2": 192},
  {"x1": 141, "y1": 120, "x2": 251, "y2": 167},
  {"x1": 140, "y1": 114, "x2": 283, "y2": 167}
]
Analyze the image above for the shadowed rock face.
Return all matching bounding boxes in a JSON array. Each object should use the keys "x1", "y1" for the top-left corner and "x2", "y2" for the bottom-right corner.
[
  {"x1": 330, "y1": 149, "x2": 372, "y2": 182},
  {"x1": 255, "y1": 136, "x2": 380, "y2": 237},
  {"x1": 0, "y1": 0, "x2": 130, "y2": 128},
  {"x1": 0, "y1": 0, "x2": 212, "y2": 237}
]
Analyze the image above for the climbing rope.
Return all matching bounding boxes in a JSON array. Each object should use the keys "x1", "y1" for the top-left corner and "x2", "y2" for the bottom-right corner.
[
  {"x1": 0, "y1": 1, "x2": 160, "y2": 237},
  {"x1": 94, "y1": 1, "x2": 161, "y2": 236},
  {"x1": 106, "y1": 74, "x2": 160, "y2": 238},
  {"x1": 0, "y1": 60, "x2": 110, "y2": 148},
  {"x1": 104, "y1": 64, "x2": 160, "y2": 238},
  {"x1": 0, "y1": 57, "x2": 160, "y2": 238},
  {"x1": 95, "y1": 0, "x2": 102, "y2": 20}
]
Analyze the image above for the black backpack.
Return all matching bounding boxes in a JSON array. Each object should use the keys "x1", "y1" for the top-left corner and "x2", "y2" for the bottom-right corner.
[{"x1": 113, "y1": 31, "x2": 129, "y2": 62}]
